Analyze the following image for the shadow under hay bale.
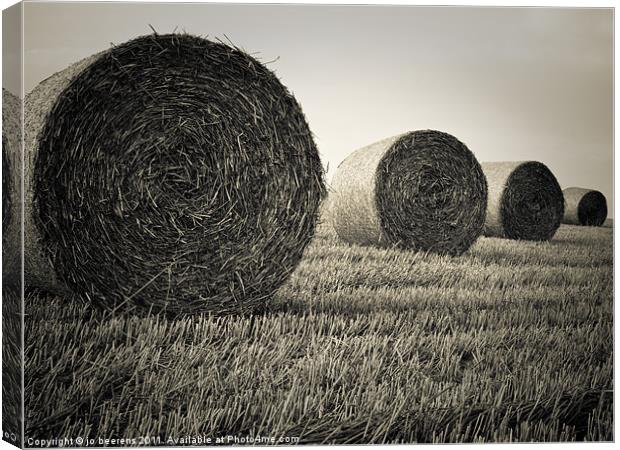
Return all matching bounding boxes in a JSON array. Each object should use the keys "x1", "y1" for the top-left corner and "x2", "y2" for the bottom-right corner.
[
  {"x1": 329, "y1": 130, "x2": 487, "y2": 256},
  {"x1": 13, "y1": 33, "x2": 325, "y2": 316},
  {"x1": 562, "y1": 187, "x2": 607, "y2": 227},
  {"x1": 482, "y1": 161, "x2": 564, "y2": 241}
]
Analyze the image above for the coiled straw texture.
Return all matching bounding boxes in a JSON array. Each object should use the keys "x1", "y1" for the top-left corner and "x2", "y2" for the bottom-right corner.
[
  {"x1": 562, "y1": 187, "x2": 607, "y2": 226},
  {"x1": 330, "y1": 130, "x2": 488, "y2": 256},
  {"x1": 482, "y1": 161, "x2": 564, "y2": 241},
  {"x1": 11, "y1": 33, "x2": 325, "y2": 316}
]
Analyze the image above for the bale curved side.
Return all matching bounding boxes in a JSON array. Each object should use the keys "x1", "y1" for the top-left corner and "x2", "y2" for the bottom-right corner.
[
  {"x1": 23, "y1": 54, "x2": 101, "y2": 294},
  {"x1": 329, "y1": 135, "x2": 402, "y2": 246},
  {"x1": 3, "y1": 89, "x2": 21, "y2": 281},
  {"x1": 562, "y1": 187, "x2": 607, "y2": 226},
  {"x1": 24, "y1": 33, "x2": 325, "y2": 316},
  {"x1": 482, "y1": 161, "x2": 564, "y2": 240},
  {"x1": 330, "y1": 130, "x2": 487, "y2": 256}
]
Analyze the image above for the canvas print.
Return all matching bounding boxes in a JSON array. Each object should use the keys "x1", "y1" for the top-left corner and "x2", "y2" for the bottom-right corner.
[{"x1": 1, "y1": 1, "x2": 614, "y2": 446}]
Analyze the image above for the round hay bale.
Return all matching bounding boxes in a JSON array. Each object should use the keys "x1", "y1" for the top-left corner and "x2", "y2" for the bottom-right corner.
[
  {"x1": 17, "y1": 33, "x2": 325, "y2": 316},
  {"x1": 3, "y1": 89, "x2": 20, "y2": 271},
  {"x1": 329, "y1": 130, "x2": 488, "y2": 256},
  {"x1": 481, "y1": 161, "x2": 564, "y2": 240},
  {"x1": 562, "y1": 187, "x2": 607, "y2": 226}
]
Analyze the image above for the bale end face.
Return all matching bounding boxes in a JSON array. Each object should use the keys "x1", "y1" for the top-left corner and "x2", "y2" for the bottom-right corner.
[
  {"x1": 578, "y1": 191, "x2": 608, "y2": 226},
  {"x1": 28, "y1": 33, "x2": 325, "y2": 316},
  {"x1": 376, "y1": 131, "x2": 488, "y2": 255}
]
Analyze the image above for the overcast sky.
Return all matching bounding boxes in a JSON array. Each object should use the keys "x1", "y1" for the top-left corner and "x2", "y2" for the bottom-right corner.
[{"x1": 15, "y1": 2, "x2": 614, "y2": 216}]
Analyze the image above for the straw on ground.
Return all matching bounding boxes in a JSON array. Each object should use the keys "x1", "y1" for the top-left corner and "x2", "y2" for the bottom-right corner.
[{"x1": 23, "y1": 221, "x2": 612, "y2": 443}]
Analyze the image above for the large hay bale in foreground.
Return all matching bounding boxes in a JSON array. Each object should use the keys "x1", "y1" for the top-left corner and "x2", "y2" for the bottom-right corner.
[
  {"x1": 10, "y1": 33, "x2": 324, "y2": 316},
  {"x1": 562, "y1": 187, "x2": 607, "y2": 226},
  {"x1": 3, "y1": 89, "x2": 20, "y2": 268},
  {"x1": 329, "y1": 130, "x2": 488, "y2": 256},
  {"x1": 482, "y1": 161, "x2": 564, "y2": 240}
]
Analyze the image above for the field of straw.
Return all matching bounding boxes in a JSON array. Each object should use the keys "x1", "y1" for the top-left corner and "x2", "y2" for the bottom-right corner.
[{"x1": 23, "y1": 218, "x2": 612, "y2": 444}]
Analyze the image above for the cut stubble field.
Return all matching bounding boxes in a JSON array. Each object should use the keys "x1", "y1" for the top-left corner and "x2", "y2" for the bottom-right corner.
[{"x1": 22, "y1": 220, "x2": 613, "y2": 443}]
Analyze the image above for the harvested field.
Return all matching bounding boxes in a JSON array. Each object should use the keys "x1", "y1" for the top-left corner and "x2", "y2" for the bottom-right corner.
[{"x1": 22, "y1": 221, "x2": 613, "y2": 444}]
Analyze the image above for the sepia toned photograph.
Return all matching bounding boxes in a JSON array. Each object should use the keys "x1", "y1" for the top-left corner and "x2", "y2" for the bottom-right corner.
[{"x1": 1, "y1": 1, "x2": 614, "y2": 446}]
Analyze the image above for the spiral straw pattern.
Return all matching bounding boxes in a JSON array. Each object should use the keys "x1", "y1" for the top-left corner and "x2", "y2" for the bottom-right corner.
[{"x1": 15, "y1": 33, "x2": 325, "y2": 315}]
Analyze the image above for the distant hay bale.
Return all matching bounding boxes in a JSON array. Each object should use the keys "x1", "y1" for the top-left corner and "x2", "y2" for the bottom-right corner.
[
  {"x1": 2, "y1": 89, "x2": 20, "y2": 269},
  {"x1": 329, "y1": 130, "x2": 488, "y2": 256},
  {"x1": 12, "y1": 33, "x2": 324, "y2": 316},
  {"x1": 562, "y1": 187, "x2": 607, "y2": 227},
  {"x1": 482, "y1": 161, "x2": 564, "y2": 240}
]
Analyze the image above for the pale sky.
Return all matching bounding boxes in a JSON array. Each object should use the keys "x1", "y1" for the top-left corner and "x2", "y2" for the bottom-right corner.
[{"x1": 11, "y1": 2, "x2": 614, "y2": 216}]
